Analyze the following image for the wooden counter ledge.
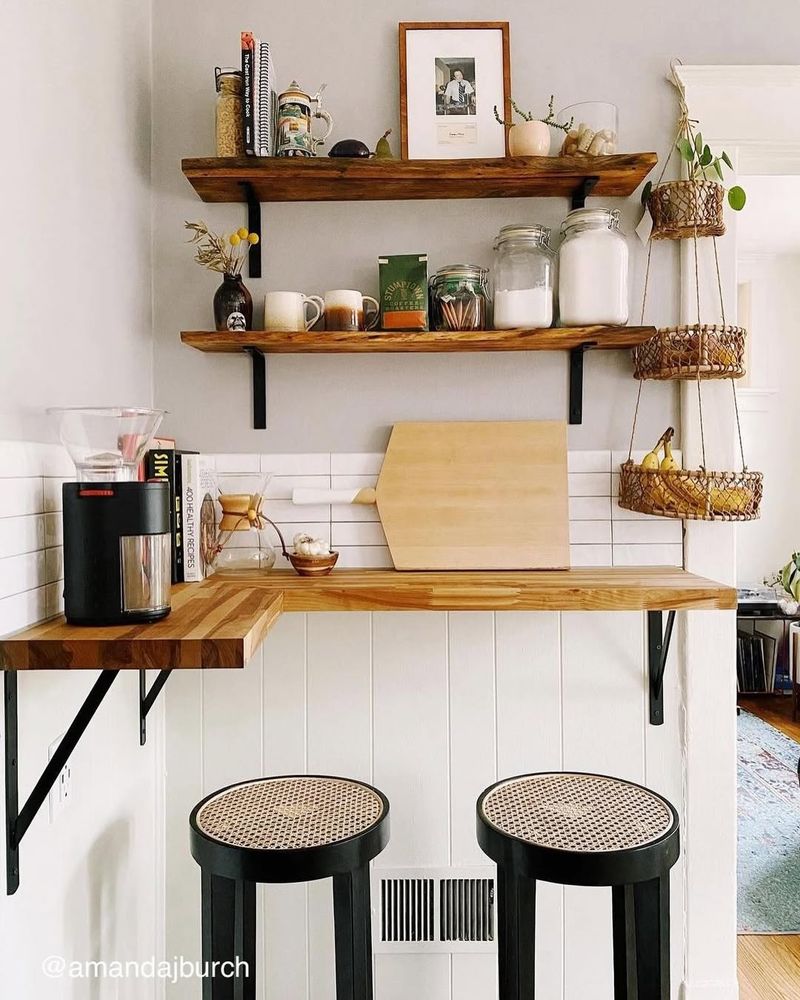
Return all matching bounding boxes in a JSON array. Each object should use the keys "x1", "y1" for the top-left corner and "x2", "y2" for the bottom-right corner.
[{"x1": 0, "y1": 568, "x2": 735, "y2": 671}]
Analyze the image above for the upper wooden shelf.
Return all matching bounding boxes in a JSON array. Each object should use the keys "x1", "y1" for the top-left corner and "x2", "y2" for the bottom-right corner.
[
  {"x1": 181, "y1": 326, "x2": 657, "y2": 355},
  {"x1": 0, "y1": 568, "x2": 735, "y2": 671},
  {"x1": 181, "y1": 153, "x2": 657, "y2": 204}
]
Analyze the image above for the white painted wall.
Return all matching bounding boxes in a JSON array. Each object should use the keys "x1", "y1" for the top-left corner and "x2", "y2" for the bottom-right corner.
[
  {"x1": 0, "y1": 0, "x2": 154, "y2": 441},
  {"x1": 736, "y1": 253, "x2": 800, "y2": 584},
  {"x1": 0, "y1": 1, "x2": 160, "y2": 995}
]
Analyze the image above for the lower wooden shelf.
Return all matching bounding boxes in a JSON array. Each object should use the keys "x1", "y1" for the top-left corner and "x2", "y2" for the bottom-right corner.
[{"x1": 0, "y1": 568, "x2": 736, "y2": 671}]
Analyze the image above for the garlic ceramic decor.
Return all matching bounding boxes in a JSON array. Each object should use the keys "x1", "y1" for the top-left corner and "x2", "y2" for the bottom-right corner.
[
  {"x1": 289, "y1": 533, "x2": 339, "y2": 576},
  {"x1": 508, "y1": 120, "x2": 551, "y2": 157},
  {"x1": 293, "y1": 533, "x2": 330, "y2": 557}
]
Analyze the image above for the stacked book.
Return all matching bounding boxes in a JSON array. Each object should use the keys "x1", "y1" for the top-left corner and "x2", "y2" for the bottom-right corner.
[
  {"x1": 144, "y1": 447, "x2": 215, "y2": 583},
  {"x1": 241, "y1": 31, "x2": 278, "y2": 156},
  {"x1": 737, "y1": 628, "x2": 778, "y2": 693}
]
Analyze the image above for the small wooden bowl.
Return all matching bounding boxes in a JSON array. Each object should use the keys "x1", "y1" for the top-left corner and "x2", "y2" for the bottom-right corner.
[{"x1": 288, "y1": 551, "x2": 339, "y2": 576}]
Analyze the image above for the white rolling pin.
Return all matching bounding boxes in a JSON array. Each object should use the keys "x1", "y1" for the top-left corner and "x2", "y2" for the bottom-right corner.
[{"x1": 292, "y1": 487, "x2": 377, "y2": 506}]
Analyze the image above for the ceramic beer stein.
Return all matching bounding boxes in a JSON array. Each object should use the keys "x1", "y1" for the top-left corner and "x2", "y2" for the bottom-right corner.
[{"x1": 276, "y1": 81, "x2": 333, "y2": 157}]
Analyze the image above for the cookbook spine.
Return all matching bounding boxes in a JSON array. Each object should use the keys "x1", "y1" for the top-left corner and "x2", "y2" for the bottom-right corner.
[
  {"x1": 241, "y1": 32, "x2": 255, "y2": 155},
  {"x1": 144, "y1": 448, "x2": 183, "y2": 584},
  {"x1": 181, "y1": 452, "x2": 203, "y2": 583}
]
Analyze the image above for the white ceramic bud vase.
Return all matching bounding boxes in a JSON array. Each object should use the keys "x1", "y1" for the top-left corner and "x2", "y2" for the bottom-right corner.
[{"x1": 508, "y1": 120, "x2": 551, "y2": 157}]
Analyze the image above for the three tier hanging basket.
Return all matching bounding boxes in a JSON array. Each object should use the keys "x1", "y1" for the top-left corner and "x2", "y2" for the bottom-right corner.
[
  {"x1": 620, "y1": 62, "x2": 762, "y2": 523},
  {"x1": 632, "y1": 323, "x2": 746, "y2": 380},
  {"x1": 647, "y1": 179, "x2": 726, "y2": 240}
]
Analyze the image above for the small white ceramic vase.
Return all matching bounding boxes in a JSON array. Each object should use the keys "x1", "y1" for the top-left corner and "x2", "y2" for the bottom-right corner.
[{"x1": 508, "y1": 120, "x2": 551, "y2": 157}]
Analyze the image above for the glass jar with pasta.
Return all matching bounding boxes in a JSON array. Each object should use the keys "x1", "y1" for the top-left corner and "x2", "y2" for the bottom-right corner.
[{"x1": 215, "y1": 67, "x2": 244, "y2": 157}]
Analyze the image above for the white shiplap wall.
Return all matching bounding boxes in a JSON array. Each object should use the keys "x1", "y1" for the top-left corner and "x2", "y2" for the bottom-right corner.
[{"x1": 163, "y1": 450, "x2": 686, "y2": 1000}]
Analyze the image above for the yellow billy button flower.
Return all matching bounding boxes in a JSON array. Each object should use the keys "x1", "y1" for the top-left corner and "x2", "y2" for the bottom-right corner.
[
  {"x1": 237, "y1": 227, "x2": 249, "y2": 240},
  {"x1": 229, "y1": 234, "x2": 241, "y2": 246},
  {"x1": 247, "y1": 233, "x2": 259, "y2": 245}
]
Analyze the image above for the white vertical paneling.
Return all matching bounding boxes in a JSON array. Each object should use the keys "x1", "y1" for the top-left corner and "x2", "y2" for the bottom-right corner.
[
  {"x1": 306, "y1": 613, "x2": 373, "y2": 1000},
  {"x1": 560, "y1": 612, "x2": 646, "y2": 1000},
  {"x1": 202, "y1": 653, "x2": 263, "y2": 794},
  {"x1": 262, "y1": 613, "x2": 309, "y2": 1000},
  {"x1": 372, "y1": 612, "x2": 450, "y2": 998},
  {"x1": 495, "y1": 612, "x2": 564, "y2": 1000},
  {"x1": 164, "y1": 669, "x2": 204, "y2": 1000}
]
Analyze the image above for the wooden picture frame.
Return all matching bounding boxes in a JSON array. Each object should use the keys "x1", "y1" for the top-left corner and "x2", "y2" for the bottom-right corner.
[{"x1": 399, "y1": 21, "x2": 511, "y2": 160}]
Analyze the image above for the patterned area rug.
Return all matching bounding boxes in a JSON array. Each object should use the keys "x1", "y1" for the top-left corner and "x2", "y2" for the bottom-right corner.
[{"x1": 738, "y1": 709, "x2": 800, "y2": 933}]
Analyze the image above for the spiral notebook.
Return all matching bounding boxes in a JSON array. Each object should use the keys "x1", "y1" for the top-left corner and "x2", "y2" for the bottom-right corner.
[{"x1": 254, "y1": 40, "x2": 277, "y2": 156}]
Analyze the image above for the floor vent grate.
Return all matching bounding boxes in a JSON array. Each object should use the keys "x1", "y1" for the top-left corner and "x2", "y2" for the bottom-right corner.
[{"x1": 374, "y1": 868, "x2": 496, "y2": 953}]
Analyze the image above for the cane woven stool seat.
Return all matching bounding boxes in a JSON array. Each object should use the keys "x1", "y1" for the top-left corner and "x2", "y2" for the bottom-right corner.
[
  {"x1": 190, "y1": 774, "x2": 390, "y2": 1000},
  {"x1": 477, "y1": 772, "x2": 680, "y2": 1000}
]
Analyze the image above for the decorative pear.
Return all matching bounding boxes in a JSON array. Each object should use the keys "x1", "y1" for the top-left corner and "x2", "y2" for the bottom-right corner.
[{"x1": 375, "y1": 129, "x2": 393, "y2": 159}]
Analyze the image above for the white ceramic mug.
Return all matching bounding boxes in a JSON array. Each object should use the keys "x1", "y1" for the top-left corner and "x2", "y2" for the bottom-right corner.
[
  {"x1": 324, "y1": 289, "x2": 380, "y2": 331},
  {"x1": 263, "y1": 291, "x2": 324, "y2": 332}
]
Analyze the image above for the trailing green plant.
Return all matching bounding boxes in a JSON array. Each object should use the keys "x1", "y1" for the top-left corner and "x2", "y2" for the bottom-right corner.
[
  {"x1": 493, "y1": 95, "x2": 573, "y2": 134},
  {"x1": 642, "y1": 128, "x2": 746, "y2": 211}
]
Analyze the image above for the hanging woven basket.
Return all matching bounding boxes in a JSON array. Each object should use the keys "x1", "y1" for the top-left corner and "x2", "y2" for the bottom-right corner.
[
  {"x1": 633, "y1": 324, "x2": 746, "y2": 380},
  {"x1": 618, "y1": 462, "x2": 762, "y2": 521},
  {"x1": 647, "y1": 180, "x2": 726, "y2": 239}
]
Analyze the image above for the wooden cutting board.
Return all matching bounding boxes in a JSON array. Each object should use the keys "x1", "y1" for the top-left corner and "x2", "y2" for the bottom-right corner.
[{"x1": 376, "y1": 421, "x2": 569, "y2": 570}]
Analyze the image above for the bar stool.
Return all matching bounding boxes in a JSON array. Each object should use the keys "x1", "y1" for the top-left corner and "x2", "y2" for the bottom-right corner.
[
  {"x1": 190, "y1": 774, "x2": 390, "y2": 1000},
  {"x1": 476, "y1": 772, "x2": 680, "y2": 1000}
]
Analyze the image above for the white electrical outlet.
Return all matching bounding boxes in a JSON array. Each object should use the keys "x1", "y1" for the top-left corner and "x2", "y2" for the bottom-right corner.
[{"x1": 47, "y1": 736, "x2": 72, "y2": 822}]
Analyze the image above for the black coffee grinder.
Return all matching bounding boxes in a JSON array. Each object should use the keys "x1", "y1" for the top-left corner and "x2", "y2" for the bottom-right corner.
[{"x1": 51, "y1": 407, "x2": 172, "y2": 626}]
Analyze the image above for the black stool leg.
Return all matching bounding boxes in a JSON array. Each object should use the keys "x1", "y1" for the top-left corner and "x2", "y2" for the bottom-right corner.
[
  {"x1": 633, "y1": 873, "x2": 670, "y2": 1000},
  {"x1": 201, "y1": 870, "x2": 257, "y2": 1000},
  {"x1": 497, "y1": 866, "x2": 536, "y2": 1000},
  {"x1": 333, "y1": 863, "x2": 373, "y2": 1000},
  {"x1": 612, "y1": 885, "x2": 638, "y2": 999}
]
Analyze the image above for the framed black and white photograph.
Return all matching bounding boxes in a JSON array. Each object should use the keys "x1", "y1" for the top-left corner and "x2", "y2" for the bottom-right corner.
[{"x1": 400, "y1": 22, "x2": 511, "y2": 159}]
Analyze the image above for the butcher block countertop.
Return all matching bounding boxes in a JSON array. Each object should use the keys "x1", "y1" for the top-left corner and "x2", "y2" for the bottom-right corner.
[{"x1": 0, "y1": 568, "x2": 736, "y2": 671}]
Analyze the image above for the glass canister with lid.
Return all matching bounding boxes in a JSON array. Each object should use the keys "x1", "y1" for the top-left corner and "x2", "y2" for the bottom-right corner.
[
  {"x1": 492, "y1": 224, "x2": 556, "y2": 329},
  {"x1": 429, "y1": 264, "x2": 490, "y2": 331},
  {"x1": 215, "y1": 67, "x2": 245, "y2": 157},
  {"x1": 557, "y1": 207, "x2": 629, "y2": 326}
]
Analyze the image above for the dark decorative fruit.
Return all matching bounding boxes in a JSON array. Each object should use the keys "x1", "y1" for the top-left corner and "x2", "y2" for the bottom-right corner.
[{"x1": 329, "y1": 139, "x2": 372, "y2": 158}]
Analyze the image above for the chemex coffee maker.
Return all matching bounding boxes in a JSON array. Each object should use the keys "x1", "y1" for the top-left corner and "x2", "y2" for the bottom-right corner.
[{"x1": 49, "y1": 407, "x2": 172, "y2": 626}]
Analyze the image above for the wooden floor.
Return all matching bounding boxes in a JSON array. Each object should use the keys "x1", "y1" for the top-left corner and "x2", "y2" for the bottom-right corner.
[{"x1": 737, "y1": 694, "x2": 800, "y2": 998}]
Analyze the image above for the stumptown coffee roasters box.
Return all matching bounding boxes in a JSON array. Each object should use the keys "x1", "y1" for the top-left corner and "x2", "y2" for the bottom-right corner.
[{"x1": 378, "y1": 253, "x2": 428, "y2": 330}]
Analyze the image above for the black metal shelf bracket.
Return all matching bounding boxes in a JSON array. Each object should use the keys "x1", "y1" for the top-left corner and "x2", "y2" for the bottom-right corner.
[
  {"x1": 4, "y1": 669, "x2": 120, "y2": 895},
  {"x1": 244, "y1": 347, "x2": 268, "y2": 429},
  {"x1": 648, "y1": 610, "x2": 676, "y2": 726},
  {"x1": 139, "y1": 669, "x2": 173, "y2": 746},
  {"x1": 241, "y1": 182, "x2": 262, "y2": 278},
  {"x1": 568, "y1": 342, "x2": 597, "y2": 425},
  {"x1": 571, "y1": 176, "x2": 599, "y2": 211}
]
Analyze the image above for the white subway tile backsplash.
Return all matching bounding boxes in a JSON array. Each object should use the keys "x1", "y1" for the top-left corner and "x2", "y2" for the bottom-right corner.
[
  {"x1": 0, "y1": 551, "x2": 47, "y2": 600},
  {"x1": 331, "y1": 503, "x2": 380, "y2": 523},
  {"x1": 0, "y1": 478, "x2": 43, "y2": 518},
  {"x1": 570, "y1": 545, "x2": 613, "y2": 567},
  {"x1": 44, "y1": 512, "x2": 63, "y2": 547},
  {"x1": 261, "y1": 454, "x2": 330, "y2": 476},
  {"x1": 612, "y1": 544, "x2": 684, "y2": 568},
  {"x1": 568, "y1": 450, "x2": 611, "y2": 473},
  {"x1": 569, "y1": 521, "x2": 612, "y2": 545},
  {"x1": 210, "y1": 453, "x2": 260, "y2": 473},
  {"x1": 0, "y1": 587, "x2": 48, "y2": 635},
  {"x1": 613, "y1": 520, "x2": 683, "y2": 544},
  {"x1": 336, "y1": 546, "x2": 394, "y2": 569},
  {"x1": 330, "y1": 475, "x2": 378, "y2": 490},
  {"x1": 568, "y1": 473, "x2": 611, "y2": 497},
  {"x1": 569, "y1": 497, "x2": 612, "y2": 521},
  {"x1": 265, "y1": 500, "x2": 331, "y2": 524},
  {"x1": 43, "y1": 477, "x2": 67, "y2": 512},
  {"x1": 45, "y1": 581, "x2": 64, "y2": 618},
  {"x1": 45, "y1": 547, "x2": 64, "y2": 584},
  {"x1": 330, "y1": 453, "x2": 384, "y2": 476},
  {"x1": 332, "y1": 522, "x2": 387, "y2": 547},
  {"x1": 0, "y1": 515, "x2": 45, "y2": 558}
]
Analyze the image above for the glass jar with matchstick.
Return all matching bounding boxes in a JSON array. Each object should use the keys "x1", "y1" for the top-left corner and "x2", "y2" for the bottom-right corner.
[
  {"x1": 429, "y1": 264, "x2": 490, "y2": 332},
  {"x1": 185, "y1": 221, "x2": 260, "y2": 331}
]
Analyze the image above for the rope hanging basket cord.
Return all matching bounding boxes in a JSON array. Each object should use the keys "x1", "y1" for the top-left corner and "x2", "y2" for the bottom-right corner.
[{"x1": 621, "y1": 59, "x2": 762, "y2": 523}]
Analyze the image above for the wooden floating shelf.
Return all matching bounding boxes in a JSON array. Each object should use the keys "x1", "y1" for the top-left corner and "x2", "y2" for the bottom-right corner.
[
  {"x1": 0, "y1": 568, "x2": 736, "y2": 671},
  {"x1": 181, "y1": 326, "x2": 658, "y2": 355},
  {"x1": 181, "y1": 153, "x2": 657, "y2": 204}
]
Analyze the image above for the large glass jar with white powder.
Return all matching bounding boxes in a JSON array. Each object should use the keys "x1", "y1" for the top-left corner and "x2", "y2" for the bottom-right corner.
[
  {"x1": 557, "y1": 208, "x2": 629, "y2": 326},
  {"x1": 492, "y1": 225, "x2": 555, "y2": 329}
]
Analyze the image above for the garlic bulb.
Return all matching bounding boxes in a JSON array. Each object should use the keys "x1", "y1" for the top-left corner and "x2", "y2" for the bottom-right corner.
[{"x1": 293, "y1": 533, "x2": 330, "y2": 557}]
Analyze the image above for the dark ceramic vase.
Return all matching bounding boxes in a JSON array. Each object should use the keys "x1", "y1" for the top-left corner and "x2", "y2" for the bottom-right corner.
[{"x1": 213, "y1": 274, "x2": 253, "y2": 331}]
